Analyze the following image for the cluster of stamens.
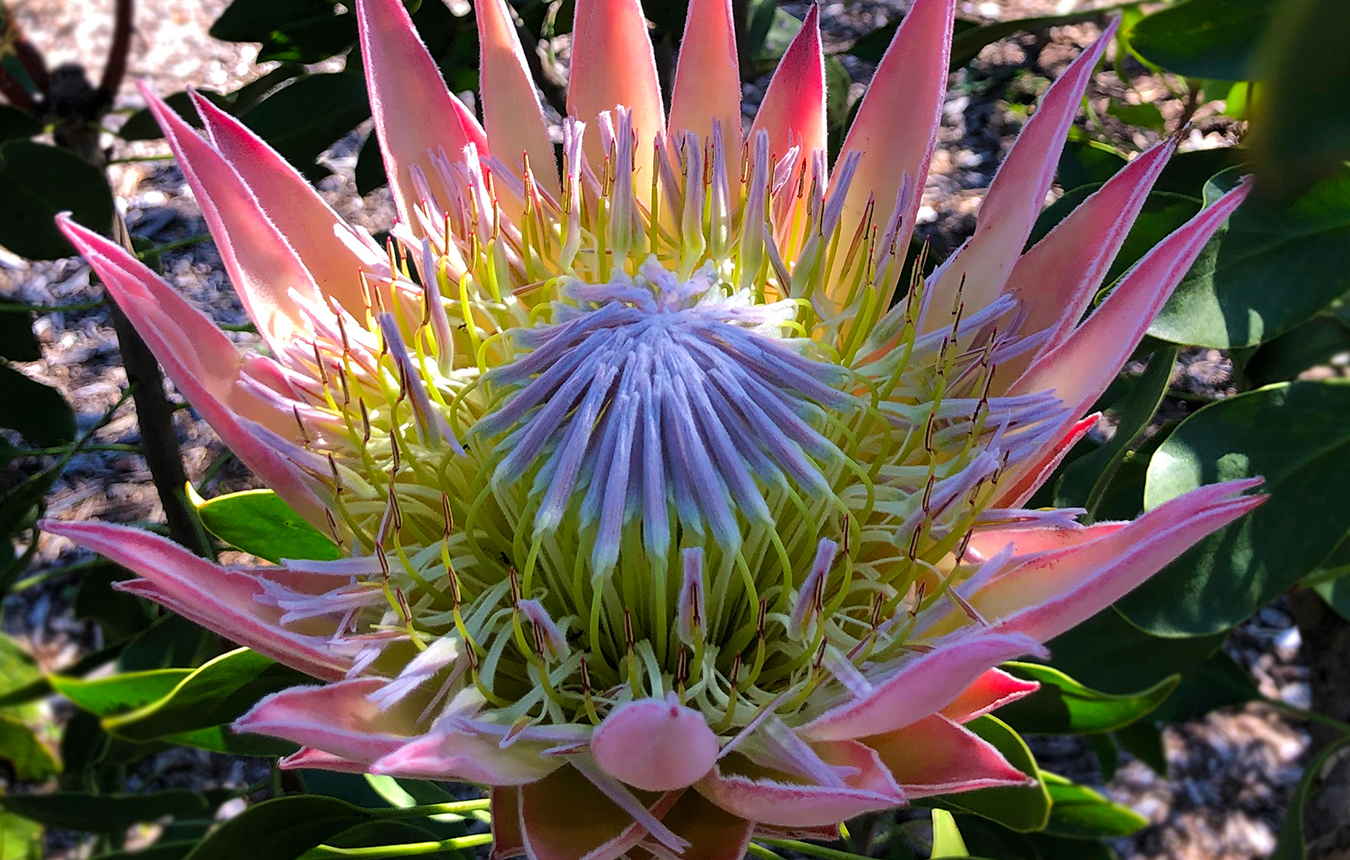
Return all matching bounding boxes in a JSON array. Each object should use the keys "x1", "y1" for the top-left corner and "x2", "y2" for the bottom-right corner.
[{"x1": 247, "y1": 109, "x2": 1069, "y2": 737}]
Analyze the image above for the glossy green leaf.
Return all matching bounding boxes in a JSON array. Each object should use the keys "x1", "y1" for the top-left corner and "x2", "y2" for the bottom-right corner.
[
  {"x1": 0, "y1": 632, "x2": 40, "y2": 698},
  {"x1": 1106, "y1": 100, "x2": 1166, "y2": 132},
  {"x1": 0, "y1": 813, "x2": 41, "y2": 859},
  {"x1": 931, "y1": 809, "x2": 969, "y2": 858},
  {"x1": 91, "y1": 842, "x2": 198, "y2": 860},
  {"x1": 119, "y1": 90, "x2": 230, "y2": 141},
  {"x1": 0, "y1": 140, "x2": 116, "y2": 261},
  {"x1": 1121, "y1": 380, "x2": 1350, "y2": 634},
  {"x1": 51, "y1": 669, "x2": 191, "y2": 717},
  {"x1": 0, "y1": 790, "x2": 209, "y2": 832},
  {"x1": 1114, "y1": 720, "x2": 1168, "y2": 776},
  {"x1": 183, "y1": 795, "x2": 374, "y2": 860},
  {"x1": 1057, "y1": 138, "x2": 1126, "y2": 190},
  {"x1": 194, "y1": 489, "x2": 340, "y2": 563},
  {"x1": 1148, "y1": 651, "x2": 1260, "y2": 723},
  {"x1": 929, "y1": 716, "x2": 1051, "y2": 832},
  {"x1": 1249, "y1": 0, "x2": 1350, "y2": 202},
  {"x1": 1271, "y1": 735, "x2": 1350, "y2": 860},
  {"x1": 998, "y1": 662, "x2": 1178, "y2": 735},
  {"x1": 0, "y1": 363, "x2": 75, "y2": 446},
  {"x1": 1243, "y1": 314, "x2": 1350, "y2": 386},
  {"x1": 1128, "y1": 0, "x2": 1276, "y2": 81},
  {"x1": 1311, "y1": 536, "x2": 1350, "y2": 621},
  {"x1": 0, "y1": 104, "x2": 38, "y2": 143},
  {"x1": 0, "y1": 715, "x2": 57, "y2": 780},
  {"x1": 257, "y1": 14, "x2": 358, "y2": 64},
  {"x1": 0, "y1": 299, "x2": 39, "y2": 362},
  {"x1": 210, "y1": 0, "x2": 335, "y2": 42},
  {"x1": 105, "y1": 648, "x2": 306, "y2": 740},
  {"x1": 1042, "y1": 773, "x2": 1148, "y2": 839},
  {"x1": 1150, "y1": 167, "x2": 1350, "y2": 348},
  {"x1": 240, "y1": 73, "x2": 370, "y2": 180},
  {"x1": 354, "y1": 131, "x2": 387, "y2": 196},
  {"x1": 161, "y1": 724, "x2": 296, "y2": 758},
  {"x1": 1047, "y1": 608, "x2": 1226, "y2": 695}
]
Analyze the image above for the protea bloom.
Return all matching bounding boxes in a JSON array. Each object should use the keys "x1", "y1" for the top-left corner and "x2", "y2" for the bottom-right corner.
[{"x1": 50, "y1": 0, "x2": 1260, "y2": 854}]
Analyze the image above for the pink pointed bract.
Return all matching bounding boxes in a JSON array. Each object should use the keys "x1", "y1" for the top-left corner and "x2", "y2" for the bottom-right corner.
[{"x1": 48, "y1": 0, "x2": 1262, "y2": 855}]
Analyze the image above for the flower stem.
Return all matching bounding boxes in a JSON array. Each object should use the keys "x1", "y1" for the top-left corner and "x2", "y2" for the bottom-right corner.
[
  {"x1": 302, "y1": 833, "x2": 493, "y2": 858},
  {"x1": 368, "y1": 798, "x2": 492, "y2": 819}
]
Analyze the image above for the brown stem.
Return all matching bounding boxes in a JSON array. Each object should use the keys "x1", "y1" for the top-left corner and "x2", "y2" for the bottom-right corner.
[
  {"x1": 100, "y1": 0, "x2": 134, "y2": 97},
  {"x1": 103, "y1": 289, "x2": 214, "y2": 559}
]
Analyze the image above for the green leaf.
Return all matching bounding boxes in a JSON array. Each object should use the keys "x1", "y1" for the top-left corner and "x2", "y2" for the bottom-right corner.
[
  {"x1": 1271, "y1": 735, "x2": 1350, "y2": 860},
  {"x1": 194, "y1": 488, "x2": 340, "y2": 562},
  {"x1": 0, "y1": 140, "x2": 116, "y2": 261},
  {"x1": 0, "y1": 104, "x2": 39, "y2": 143},
  {"x1": 931, "y1": 809, "x2": 969, "y2": 858},
  {"x1": 105, "y1": 647, "x2": 306, "y2": 741},
  {"x1": 1243, "y1": 314, "x2": 1350, "y2": 386},
  {"x1": 0, "y1": 715, "x2": 57, "y2": 780},
  {"x1": 0, "y1": 790, "x2": 209, "y2": 832},
  {"x1": 0, "y1": 813, "x2": 41, "y2": 859},
  {"x1": 1148, "y1": 651, "x2": 1259, "y2": 723},
  {"x1": 1046, "y1": 607, "x2": 1226, "y2": 695},
  {"x1": 51, "y1": 668, "x2": 191, "y2": 717},
  {"x1": 1113, "y1": 720, "x2": 1168, "y2": 776},
  {"x1": 1042, "y1": 773, "x2": 1148, "y2": 839},
  {"x1": 0, "y1": 363, "x2": 74, "y2": 446},
  {"x1": 210, "y1": 0, "x2": 336, "y2": 42},
  {"x1": 1055, "y1": 347, "x2": 1177, "y2": 519},
  {"x1": 1249, "y1": 0, "x2": 1350, "y2": 201},
  {"x1": 256, "y1": 14, "x2": 358, "y2": 64},
  {"x1": 1105, "y1": 100, "x2": 1166, "y2": 132},
  {"x1": 1121, "y1": 380, "x2": 1350, "y2": 634},
  {"x1": 118, "y1": 90, "x2": 230, "y2": 141},
  {"x1": 1312, "y1": 536, "x2": 1350, "y2": 621},
  {"x1": 183, "y1": 796, "x2": 374, "y2": 860},
  {"x1": 1128, "y1": 0, "x2": 1276, "y2": 81},
  {"x1": 0, "y1": 632, "x2": 40, "y2": 699},
  {"x1": 1057, "y1": 139, "x2": 1126, "y2": 190},
  {"x1": 240, "y1": 73, "x2": 370, "y2": 180},
  {"x1": 91, "y1": 842, "x2": 199, "y2": 860},
  {"x1": 1150, "y1": 166, "x2": 1350, "y2": 348},
  {"x1": 0, "y1": 298, "x2": 40, "y2": 362},
  {"x1": 160, "y1": 724, "x2": 296, "y2": 757},
  {"x1": 929, "y1": 716, "x2": 1051, "y2": 832},
  {"x1": 998, "y1": 663, "x2": 1178, "y2": 735}
]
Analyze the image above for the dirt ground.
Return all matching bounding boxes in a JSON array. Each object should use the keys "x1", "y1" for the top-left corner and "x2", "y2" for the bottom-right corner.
[{"x1": 0, "y1": 0, "x2": 1313, "y2": 858}]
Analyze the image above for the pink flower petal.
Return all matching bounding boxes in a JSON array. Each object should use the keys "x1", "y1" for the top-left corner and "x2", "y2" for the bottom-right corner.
[
  {"x1": 355, "y1": 0, "x2": 488, "y2": 231},
  {"x1": 592, "y1": 695, "x2": 719, "y2": 792},
  {"x1": 992, "y1": 412, "x2": 1099, "y2": 508},
  {"x1": 139, "y1": 83, "x2": 322, "y2": 352},
  {"x1": 866, "y1": 715, "x2": 1033, "y2": 797},
  {"x1": 996, "y1": 138, "x2": 1177, "y2": 385},
  {"x1": 369, "y1": 723, "x2": 567, "y2": 786},
  {"x1": 637, "y1": 790, "x2": 754, "y2": 860},
  {"x1": 41, "y1": 521, "x2": 349, "y2": 680},
  {"x1": 518, "y1": 766, "x2": 680, "y2": 860},
  {"x1": 491, "y1": 788, "x2": 526, "y2": 860},
  {"x1": 235, "y1": 678, "x2": 408, "y2": 763},
  {"x1": 56, "y1": 216, "x2": 326, "y2": 523},
  {"x1": 695, "y1": 741, "x2": 903, "y2": 828},
  {"x1": 567, "y1": 0, "x2": 665, "y2": 182},
  {"x1": 834, "y1": 0, "x2": 955, "y2": 282},
  {"x1": 279, "y1": 747, "x2": 372, "y2": 773},
  {"x1": 971, "y1": 479, "x2": 1267, "y2": 641},
  {"x1": 477, "y1": 0, "x2": 560, "y2": 201},
  {"x1": 940, "y1": 669, "x2": 1040, "y2": 723},
  {"x1": 189, "y1": 90, "x2": 382, "y2": 320},
  {"x1": 749, "y1": 5, "x2": 825, "y2": 161},
  {"x1": 927, "y1": 21, "x2": 1118, "y2": 324},
  {"x1": 668, "y1": 0, "x2": 743, "y2": 176},
  {"x1": 965, "y1": 519, "x2": 1127, "y2": 564},
  {"x1": 799, "y1": 631, "x2": 1044, "y2": 742},
  {"x1": 1012, "y1": 179, "x2": 1253, "y2": 424}
]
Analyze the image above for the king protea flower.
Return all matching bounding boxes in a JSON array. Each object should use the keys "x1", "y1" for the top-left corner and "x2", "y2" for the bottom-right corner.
[{"x1": 49, "y1": 0, "x2": 1260, "y2": 854}]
